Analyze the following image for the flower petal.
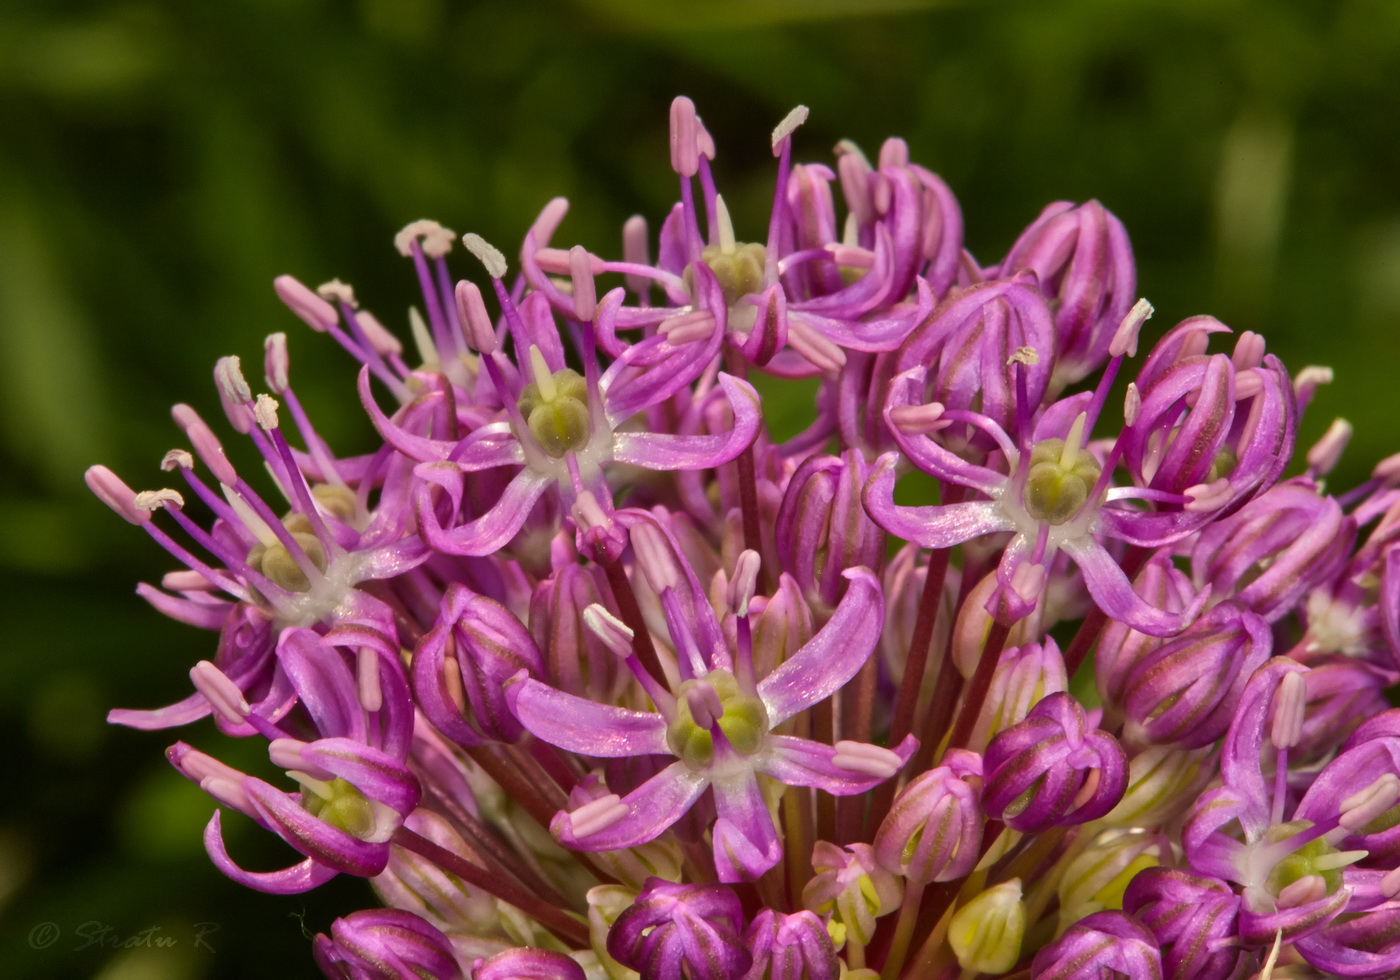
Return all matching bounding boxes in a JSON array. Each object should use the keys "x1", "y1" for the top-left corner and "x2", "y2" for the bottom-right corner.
[{"x1": 507, "y1": 677, "x2": 670, "y2": 757}]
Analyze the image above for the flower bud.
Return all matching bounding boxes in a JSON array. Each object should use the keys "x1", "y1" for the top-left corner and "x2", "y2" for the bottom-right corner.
[
  {"x1": 983, "y1": 693, "x2": 1128, "y2": 832},
  {"x1": 999, "y1": 200, "x2": 1136, "y2": 389},
  {"x1": 1123, "y1": 868, "x2": 1245, "y2": 980},
  {"x1": 1098, "y1": 743, "x2": 1212, "y2": 829},
  {"x1": 1056, "y1": 828, "x2": 1173, "y2": 931},
  {"x1": 873, "y1": 749, "x2": 983, "y2": 884},
  {"x1": 607, "y1": 877, "x2": 751, "y2": 980},
  {"x1": 412, "y1": 584, "x2": 545, "y2": 746},
  {"x1": 775, "y1": 450, "x2": 885, "y2": 612},
  {"x1": 802, "y1": 842, "x2": 901, "y2": 947},
  {"x1": 313, "y1": 909, "x2": 463, "y2": 980},
  {"x1": 947, "y1": 878, "x2": 1026, "y2": 974},
  {"x1": 472, "y1": 949, "x2": 584, "y2": 980},
  {"x1": 1094, "y1": 555, "x2": 1196, "y2": 712},
  {"x1": 742, "y1": 909, "x2": 838, "y2": 980},
  {"x1": 1121, "y1": 601, "x2": 1271, "y2": 749},
  {"x1": 1030, "y1": 910, "x2": 1161, "y2": 980},
  {"x1": 894, "y1": 275, "x2": 1056, "y2": 463},
  {"x1": 966, "y1": 638, "x2": 1068, "y2": 753}
]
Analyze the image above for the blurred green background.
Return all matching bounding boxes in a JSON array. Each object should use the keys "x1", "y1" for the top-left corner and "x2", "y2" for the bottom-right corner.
[{"x1": 3, "y1": 0, "x2": 1399, "y2": 976}]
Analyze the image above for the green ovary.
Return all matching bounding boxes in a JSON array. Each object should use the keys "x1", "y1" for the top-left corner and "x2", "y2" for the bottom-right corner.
[
  {"x1": 303, "y1": 777, "x2": 376, "y2": 839},
  {"x1": 518, "y1": 367, "x2": 591, "y2": 458},
  {"x1": 1264, "y1": 821, "x2": 1344, "y2": 897},
  {"x1": 1024, "y1": 437, "x2": 1103, "y2": 525},
  {"x1": 685, "y1": 242, "x2": 767, "y2": 307},
  {"x1": 666, "y1": 669, "x2": 770, "y2": 768}
]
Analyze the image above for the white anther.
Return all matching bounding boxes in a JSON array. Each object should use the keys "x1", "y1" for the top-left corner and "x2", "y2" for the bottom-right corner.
[
  {"x1": 583, "y1": 604, "x2": 634, "y2": 659},
  {"x1": 408, "y1": 306, "x2": 438, "y2": 367},
  {"x1": 714, "y1": 194, "x2": 737, "y2": 255},
  {"x1": 134, "y1": 488, "x2": 185, "y2": 512},
  {"x1": 462, "y1": 233, "x2": 507, "y2": 278},
  {"x1": 771, "y1": 105, "x2": 809, "y2": 152},
  {"x1": 215, "y1": 355, "x2": 253, "y2": 404},
  {"x1": 161, "y1": 449, "x2": 194, "y2": 471},
  {"x1": 832, "y1": 740, "x2": 902, "y2": 778},
  {"x1": 395, "y1": 219, "x2": 457, "y2": 258},
  {"x1": 1007, "y1": 346, "x2": 1040, "y2": 367},
  {"x1": 316, "y1": 278, "x2": 358, "y2": 308},
  {"x1": 568, "y1": 794, "x2": 629, "y2": 838},
  {"x1": 1294, "y1": 365, "x2": 1334, "y2": 403},
  {"x1": 254, "y1": 393, "x2": 280, "y2": 431},
  {"x1": 1110, "y1": 298, "x2": 1153, "y2": 358}
]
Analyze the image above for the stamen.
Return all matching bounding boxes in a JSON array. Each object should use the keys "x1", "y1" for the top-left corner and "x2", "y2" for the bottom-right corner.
[
  {"x1": 408, "y1": 306, "x2": 438, "y2": 367},
  {"x1": 583, "y1": 604, "x2": 634, "y2": 658},
  {"x1": 658, "y1": 309, "x2": 716, "y2": 345},
  {"x1": 1270, "y1": 672, "x2": 1307, "y2": 750},
  {"x1": 1275, "y1": 874, "x2": 1327, "y2": 908},
  {"x1": 462, "y1": 233, "x2": 507, "y2": 279},
  {"x1": 85, "y1": 466, "x2": 150, "y2": 525},
  {"x1": 528, "y1": 346, "x2": 557, "y2": 401},
  {"x1": 134, "y1": 488, "x2": 184, "y2": 512},
  {"x1": 254, "y1": 394, "x2": 280, "y2": 431},
  {"x1": 530, "y1": 197, "x2": 570, "y2": 245},
  {"x1": 770, "y1": 105, "x2": 809, "y2": 152},
  {"x1": 264, "y1": 333, "x2": 290, "y2": 393},
  {"x1": 161, "y1": 449, "x2": 194, "y2": 471},
  {"x1": 567, "y1": 794, "x2": 629, "y2": 837},
  {"x1": 395, "y1": 219, "x2": 456, "y2": 259},
  {"x1": 354, "y1": 311, "x2": 405, "y2": 358},
  {"x1": 832, "y1": 740, "x2": 902, "y2": 778},
  {"x1": 273, "y1": 275, "x2": 339, "y2": 332},
  {"x1": 836, "y1": 141, "x2": 875, "y2": 226},
  {"x1": 1124, "y1": 382, "x2": 1141, "y2": 426},
  {"x1": 1006, "y1": 346, "x2": 1040, "y2": 367},
  {"x1": 1382, "y1": 866, "x2": 1400, "y2": 899},
  {"x1": 1109, "y1": 298, "x2": 1153, "y2": 358},
  {"x1": 268, "y1": 737, "x2": 310, "y2": 772},
  {"x1": 622, "y1": 215, "x2": 651, "y2": 298},
  {"x1": 1183, "y1": 478, "x2": 1233, "y2": 513},
  {"x1": 1340, "y1": 774, "x2": 1400, "y2": 831},
  {"x1": 454, "y1": 280, "x2": 497, "y2": 354},
  {"x1": 728, "y1": 550, "x2": 761, "y2": 617},
  {"x1": 685, "y1": 681, "x2": 723, "y2": 730},
  {"x1": 889, "y1": 402, "x2": 950, "y2": 435},
  {"x1": 358, "y1": 647, "x2": 382, "y2": 713},
  {"x1": 570, "y1": 245, "x2": 597, "y2": 322},
  {"x1": 630, "y1": 522, "x2": 680, "y2": 594},
  {"x1": 787, "y1": 320, "x2": 847, "y2": 374},
  {"x1": 316, "y1": 279, "x2": 358, "y2": 307},
  {"x1": 1307, "y1": 418, "x2": 1352, "y2": 477},
  {"x1": 714, "y1": 194, "x2": 737, "y2": 255},
  {"x1": 669, "y1": 96, "x2": 700, "y2": 177},
  {"x1": 215, "y1": 356, "x2": 254, "y2": 433},
  {"x1": 1294, "y1": 365, "x2": 1333, "y2": 408},
  {"x1": 190, "y1": 660, "x2": 250, "y2": 725},
  {"x1": 1232, "y1": 330, "x2": 1266, "y2": 370}
]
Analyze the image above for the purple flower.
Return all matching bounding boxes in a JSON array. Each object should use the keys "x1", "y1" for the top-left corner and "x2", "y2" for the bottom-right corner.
[
  {"x1": 607, "y1": 877, "x2": 751, "y2": 980},
  {"x1": 1029, "y1": 910, "x2": 1162, "y2": 980},
  {"x1": 508, "y1": 520, "x2": 913, "y2": 881},
  {"x1": 742, "y1": 910, "x2": 838, "y2": 980},
  {"x1": 873, "y1": 748, "x2": 984, "y2": 883},
  {"x1": 472, "y1": 949, "x2": 585, "y2": 980},
  {"x1": 314, "y1": 908, "x2": 463, "y2": 980},
  {"x1": 982, "y1": 692, "x2": 1128, "y2": 832}
]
